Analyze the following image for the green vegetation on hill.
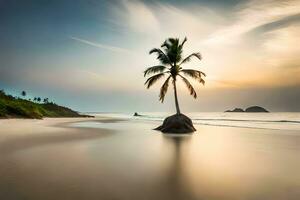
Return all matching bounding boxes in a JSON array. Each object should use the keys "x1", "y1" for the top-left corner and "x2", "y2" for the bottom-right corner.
[{"x1": 0, "y1": 90, "x2": 90, "y2": 119}]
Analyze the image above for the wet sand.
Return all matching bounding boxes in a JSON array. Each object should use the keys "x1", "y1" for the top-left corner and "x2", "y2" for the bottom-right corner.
[{"x1": 0, "y1": 117, "x2": 300, "y2": 200}]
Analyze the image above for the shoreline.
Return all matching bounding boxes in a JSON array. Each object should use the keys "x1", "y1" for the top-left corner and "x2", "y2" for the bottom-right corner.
[{"x1": 0, "y1": 117, "x2": 120, "y2": 155}]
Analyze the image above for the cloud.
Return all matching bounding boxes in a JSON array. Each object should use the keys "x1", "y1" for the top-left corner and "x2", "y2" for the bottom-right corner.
[
  {"x1": 260, "y1": 25, "x2": 300, "y2": 68},
  {"x1": 110, "y1": 0, "x2": 160, "y2": 34},
  {"x1": 69, "y1": 36, "x2": 132, "y2": 54},
  {"x1": 106, "y1": 0, "x2": 300, "y2": 90},
  {"x1": 204, "y1": 0, "x2": 300, "y2": 45},
  {"x1": 247, "y1": 13, "x2": 300, "y2": 36}
]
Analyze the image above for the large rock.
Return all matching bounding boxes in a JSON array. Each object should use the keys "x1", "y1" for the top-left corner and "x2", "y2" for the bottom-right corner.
[
  {"x1": 245, "y1": 106, "x2": 269, "y2": 112},
  {"x1": 155, "y1": 113, "x2": 196, "y2": 133}
]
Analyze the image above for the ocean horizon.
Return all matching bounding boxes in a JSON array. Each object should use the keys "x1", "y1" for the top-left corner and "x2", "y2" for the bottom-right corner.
[{"x1": 84, "y1": 112, "x2": 300, "y2": 131}]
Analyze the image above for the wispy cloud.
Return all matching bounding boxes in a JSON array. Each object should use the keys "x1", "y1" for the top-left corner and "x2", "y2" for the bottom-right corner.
[
  {"x1": 112, "y1": 0, "x2": 160, "y2": 34},
  {"x1": 108, "y1": 0, "x2": 300, "y2": 89},
  {"x1": 69, "y1": 36, "x2": 131, "y2": 53},
  {"x1": 205, "y1": 0, "x2": 300, "y2": 45}
]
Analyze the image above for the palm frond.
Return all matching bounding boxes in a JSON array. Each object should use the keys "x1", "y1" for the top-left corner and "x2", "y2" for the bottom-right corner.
[
  {"x1": 180, "y1": 69, "x2": 206, "y2": 85},
  {"x1": 159, "y1": 75, "x2": 171, "y2": 102},
  {"x1": 180, "y1": 37, "x2": 187, "y2": 47},
  {"x1": 161, "y1": 38, "x2": 182, "y2": 63},
  {"x1": 144, "y1": 65, "x2": 167, "y2": 77},
  {"x1": 161, "y1": 40, "x2": 170, "y2": 49},
  {"x1": 161, "y1": 38, "x2": 179, "y2": 48},
  {"x1": 144, "y1": 73, "x2": 165, "y2": 89},
  {"x1": 149, "y1": 48, "x2": 171, "y2": 65},
  {"x1": 180, "y1": 53, "x2": 202, "y2": 65},
  {"x1": 179, "y1": 75, "x2": 197, "y2": 98}
]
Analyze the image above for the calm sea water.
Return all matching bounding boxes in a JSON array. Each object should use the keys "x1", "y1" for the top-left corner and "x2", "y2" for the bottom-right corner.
[
  {"x1": 1, "y1": 113, "x2": 300, "y2": 200},
  {"x1": 89, "y1": 112, "x2": 300, "y2": 131},
  {"x1": 69, "y1": 115, "x2": 300, "y2": 199}
]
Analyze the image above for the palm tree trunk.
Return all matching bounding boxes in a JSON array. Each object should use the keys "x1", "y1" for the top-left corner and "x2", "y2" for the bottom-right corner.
[{"x1": 173, "y1": 79, "x2": 181, "y2": 115}]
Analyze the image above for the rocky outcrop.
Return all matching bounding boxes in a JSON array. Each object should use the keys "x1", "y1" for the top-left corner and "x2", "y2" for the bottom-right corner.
[
  {"x1": 225, "y1": 106, "x2": 269, "y2": 113},
  {"x1": 155, "y1": 113, "x2": 196, "y2": 133},
  {"x1": 245, "y1": 106, "x2": 269, "y2": 112},
  {"x1": 133, "y1": 112, "x2": 142, "y2": 116},
  {"x1": 225, "y1": 108, "x2": 244, "y2": 112}
]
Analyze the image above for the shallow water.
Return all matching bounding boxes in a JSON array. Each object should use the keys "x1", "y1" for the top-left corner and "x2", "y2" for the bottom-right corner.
[
  {"x1": 1, "y1": 119, "x2": 300, "y2": 200},
  {"x1": 92, "y1": 112, "x2": 300, "y2": 131}
]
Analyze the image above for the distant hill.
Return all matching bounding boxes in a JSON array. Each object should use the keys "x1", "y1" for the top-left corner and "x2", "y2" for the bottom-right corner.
[
  {"x1": 245, "y1": 106, "x2": 269, "y2": 112},
  {"x1": 225, "y1": 106, "x2": 269, "y2": 113},
  {"x1": 0, "y1": 90, "x2": 91, "y2": 119},
  {"x1": 225, "y1": 108, "x2": 244, "y2": 112}
]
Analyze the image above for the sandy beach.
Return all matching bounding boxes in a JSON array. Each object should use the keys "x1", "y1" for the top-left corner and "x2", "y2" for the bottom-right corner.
[
  {"x1": 1, "y1": 117, "x2": 300, "y2": 200},
  {"x1": 0, "y1": 117, "x2": 116, "y2": 154}
]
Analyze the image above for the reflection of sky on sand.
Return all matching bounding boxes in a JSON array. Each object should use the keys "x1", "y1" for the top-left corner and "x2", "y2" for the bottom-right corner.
[
  {"x1": 183, "y1": 126, "x2": 300, "y2": 199},
  {"x1": 1, "y1": 121, "x2": 300, "y2": 200}
]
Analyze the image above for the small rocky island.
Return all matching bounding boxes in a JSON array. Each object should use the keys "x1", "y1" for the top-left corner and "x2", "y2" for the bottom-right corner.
[
  {"x1": 225, "y1": 106, "x2": 269, "y2": 113},
  {"x1": 133, "y1": 112, "x2": 141, "y2": 116},
  {"x1": 225, "y1": 108, "x2": 244, "y2": 112}
]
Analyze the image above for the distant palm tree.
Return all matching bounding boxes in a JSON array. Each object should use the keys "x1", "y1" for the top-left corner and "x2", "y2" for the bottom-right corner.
[
  {"x1": 21, "y1": 91, "x2": 26, "y2": 97},
  {"x1": 43, "y1": 98, "x2": 49, "y2": 104},
  {"x1": 33, "y1": 97, "x2": 37, "y2": 102},
  {"x1": 37, "y1": 97, "x2": 41, "y2": 103},
  {"x1": 144, "y1": 37, "x2": 206, "y2": 114}
]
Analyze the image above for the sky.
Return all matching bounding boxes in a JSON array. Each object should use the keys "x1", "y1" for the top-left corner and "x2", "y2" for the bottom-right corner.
[{"x1": 0, "y1": 0, "x2": 300, "y2": 112}]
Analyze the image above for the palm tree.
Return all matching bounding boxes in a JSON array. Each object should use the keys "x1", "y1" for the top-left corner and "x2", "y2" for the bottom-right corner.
[
  {"x1": 144, "y1": 37, "x2": 206, "y2": 115},
  {"x1": 37, "y1": 97, "x2": 41, "y2": 103},
  {"x1": 21, "y1": 91, "x2": 26, "y2": 97},
  {"x1": 43, "y1": 98, "x2": 49, "y2": 104}
]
